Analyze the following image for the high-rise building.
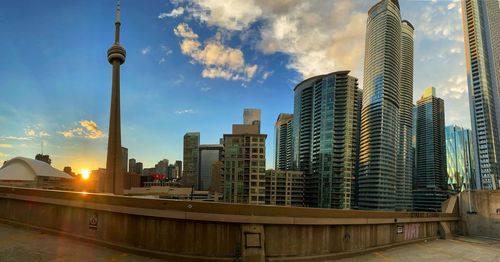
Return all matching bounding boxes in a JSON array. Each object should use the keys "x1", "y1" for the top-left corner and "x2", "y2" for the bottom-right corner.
[
  {"x1": 121, "y1": 147, "x2": 128, "y2": 173},
  {"x1": 292, "y1": 71, "x2": 361, "y2": 209},
  {"x1": 166, "y1": 164, "x2": 175, "y2": 180},
  {"x1": 223, "y1": 112, "x2": 266, "y2": 204},
  {"x1": 105, "y1": 1, "x2": 126, "y2": 195},
  {"x1": 135, "y1": 162, "x2": 143, "y2": 175},
  {"x1": 129, "y1": 158, "x2": 136, "y2": 174},
  {"x1": 265, "y1": 170, "x2": 304, "y2": 207},
  {"x1": 174, "y1": 160, "x2": 182, "y2": 179},
  {"x1": 183, "y1": 132, "x2": 200, "y2": 187},
  {"x1": 358, "y1": 0, "x2": 402, "y2": 211},
  {"x1": 35, "y1": 154, "x2": 51, "y2": 165},
  {"x1": 274, "y1": 113, "x2": 293, "y2": 170},
  {"x1": 414, "y1": 87, "x2": 447, "y2": 212},
  {"x1": 198, "y1": 145, "x2": 223, "y2": 190},
  {"x1": 155, "y1": 159, "x2": 169, "y2": 175},
  {"x1": 208, "y1": 160, "x2": 223, "y2": 194},
  {"x1": 461, "y1": 0, "x2": 500, "y2": 190},
  {"x1": 396, "y1": 20, "x2": 415, "y2": 211},
  {"x1": 243, "y1": 108, "x2": 261, "y2": 132},
  {"x1": 445, "y1": 125, "x2": 476, "y2": 192}
]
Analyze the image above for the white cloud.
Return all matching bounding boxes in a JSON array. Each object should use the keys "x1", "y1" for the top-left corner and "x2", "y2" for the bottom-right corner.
[
  {"x1": 440, "y1": 75, "x2": 468, "y2": 99},
  {"x1": 58, "y1": 120, "x2": 103, "y2": 139},
  {"x1": 187, "y1": 0, "x2": 263, "y2": 31},
  {"x1": 449, "y1": 47, "x2": 461, "y2": 54},
  {"x1": 262, "y1": 71, "x2": 273, "y2": 80},
  {"x1": 161, "y1": 45, "x2": 173, "y2": 55},
  {"x1": 141, "y1": 46, "x2": 151, "y2": 55},
  {"x1": 24, "y1": 128, "x2": 49, "y2": 137},
  {"x1": 159, "y1": 57, "x2": 166, "y2": 64},
  {"x1": 180, "y1": 1, "x2": 369, "y2": 79},
  {"x1": 174, "y1": 23, "x2": 258, "y2": 81},
  {"x1": 202, "y1": 67, "x2": 233, "y2": 80},
  {"x1": 25, "y1": 129, "x2": 36, "y2": 137},
  {"x1": 159, "y1": 7, "x2": 185, "y2": 19},
  {"x1": 0, "y1": 136, "x2": 32, "y2": 141},
  {"x1": 175, "y1": 109, "x2": 196, "y2": 114},
  {"x1": 0, "y1": 144, "x2": 12, "y2": 148},
  {"x1": 174, "y1": 23, "x2": 199, "y2": 39}
]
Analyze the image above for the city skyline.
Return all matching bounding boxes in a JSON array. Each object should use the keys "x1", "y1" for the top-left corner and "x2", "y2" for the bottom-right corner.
[{"x1": 0, "y1": 0, "x2": 469, "y2": 172}]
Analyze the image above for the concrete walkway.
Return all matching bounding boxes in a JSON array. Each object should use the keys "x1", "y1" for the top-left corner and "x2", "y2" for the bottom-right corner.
[
  {"x1": 0, "y1": 222, "x2": 499, "y2": 262},
  {"x1": 338, "y1": 236, "x2": 500, "y2": 262}
]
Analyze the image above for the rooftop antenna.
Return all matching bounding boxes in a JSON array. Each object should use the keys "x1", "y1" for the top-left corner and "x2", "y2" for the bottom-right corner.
[{"x1": 41, "y1": 140, "x2": 44, "y2": 155}]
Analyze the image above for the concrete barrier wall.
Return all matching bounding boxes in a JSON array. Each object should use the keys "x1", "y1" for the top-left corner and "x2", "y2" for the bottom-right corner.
[
  {"x1": 459, "y1": 190, "x2": 500, "y2": 239},
  {"x1": 0, "y1": 186, "x2": 458, "y2": 261}
]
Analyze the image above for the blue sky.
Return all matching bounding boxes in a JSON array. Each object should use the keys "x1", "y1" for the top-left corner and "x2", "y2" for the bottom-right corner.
[{"x1": 0, "y1": 0, "x2": 468, "y2": 172}]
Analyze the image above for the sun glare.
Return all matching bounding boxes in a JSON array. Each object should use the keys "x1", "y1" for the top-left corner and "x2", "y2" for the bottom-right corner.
[{"x1": 81, "y1": 169, "x2": 91, "y2": 180}]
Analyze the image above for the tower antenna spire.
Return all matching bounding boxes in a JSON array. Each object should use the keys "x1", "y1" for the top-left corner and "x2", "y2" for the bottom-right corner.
[
  {"x1": 114, "y1": 0, "x2": 121, "y2": 43},
  {"x1": 116, "y1": 0, "x2": 120, "y2": 24}
]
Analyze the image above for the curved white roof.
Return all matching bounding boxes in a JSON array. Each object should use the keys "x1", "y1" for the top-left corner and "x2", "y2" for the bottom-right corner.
[{"x1": 0, "y1": 157, "x2": 74, "y2": 181}]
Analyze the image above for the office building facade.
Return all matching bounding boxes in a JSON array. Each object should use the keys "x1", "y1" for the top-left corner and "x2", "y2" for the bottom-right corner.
[
  {"x1": 275, "y1": 113, "x2": 293, "y2": 170},
  {"x1": 183, "y1": 132, "x2": 200, "y2": 187},
  {"x1": 445, "y1": 125, "x2": 475, "y2": 192},
  {"x1": 243, "y1": 108, "x2": 261, "y2": 133},
  {"x1": 174, "y1": 160, "x2": 182, "y2": 179},
  {"x1": 129, "y1": 158, "x2": 136, "y2": 174},
  {"x1": 461, "y1": 0, "x2": 500, "y2": 189},
  {"x1": 414, "y1": 87, "x2": 447, "y2": 212},
  {"x1": 292, "y1": 71, "x2": 361, "y2": 209},
  {"x1": 265, "y1": 170, "x2": 304, "y2": 207},
  {"x1": 121, "y1": 147, "x2": 128, "y2": 173},
  {"x1": 198, "y1": 144, "x2": 223, "y2": 191}
]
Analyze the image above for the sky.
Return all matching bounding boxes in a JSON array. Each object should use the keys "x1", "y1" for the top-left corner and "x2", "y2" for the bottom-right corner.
[{"x1": 0, "y1": 0, "x2": 468, "y2": 173}]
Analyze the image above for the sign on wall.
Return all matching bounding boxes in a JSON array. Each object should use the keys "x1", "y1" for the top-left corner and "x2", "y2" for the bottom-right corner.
[{"x1": 89, "y1": 213, "x2": 98, "y2": 230}]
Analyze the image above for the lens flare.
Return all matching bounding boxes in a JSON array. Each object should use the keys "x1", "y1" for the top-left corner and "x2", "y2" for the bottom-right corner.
[{"x1": 81, "y1": 169, "x2": 91, "y2": 180}]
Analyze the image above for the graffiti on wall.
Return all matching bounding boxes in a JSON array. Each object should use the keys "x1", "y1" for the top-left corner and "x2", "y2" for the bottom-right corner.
[{"x1": 404, "y1": 223, "x2": 420, "y2": 240}]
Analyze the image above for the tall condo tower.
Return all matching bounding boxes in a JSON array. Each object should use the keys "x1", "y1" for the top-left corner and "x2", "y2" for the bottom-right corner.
[
  {"x1": 105, "y1": 0, "x2": 126, "y2": 195},
  {"x1": 223, "y1": 111, "x2": 266, "y2": 204},
  {"x1": 396, "y1": 20, "x2": 415, "y2": 211},
  {"x1": 274, "y1": 113, "x2": 293, "y2": 170},
  {"x1": 183, "y1": 132, "x2": 200, "y2": 187},
  {"x1": 358, "y1": 0, "x2": 401, "y2": 210},
  {"x1": 292, "y1": 71, "x2": 361, "y2": 209},
  {"x1": 414, "y1": 87, "x2": 447, "y2": 212},
  {"x1": 461, "y1": 0, "x2": 500, "y2": 189}
]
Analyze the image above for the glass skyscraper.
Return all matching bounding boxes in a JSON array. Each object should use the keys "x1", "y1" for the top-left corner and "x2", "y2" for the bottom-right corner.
[
  {"x1": 397, "y1": 20, "x2": 415, "y2": 211},
  {"x1": 461, "y1": 0, "x2": 500, "y2": 189},
  {"x1": 414, "y1": 87, "x2": 447, "y2": 212},
  {"x1": 358, "y1": 0, "x2": 402, "y2": 210},
  {"x1": 198, "y1": 144, "x2": 223, "y2": 191},
  {"x1": 445, "y1": 125, "x2": 475, "y2": 192},
  {"x1": 275, "y1": 113, "x2": 293, "y2": 170},
  {"x1": 292, "y1": 71, "x2": 361, "y2": 209}
]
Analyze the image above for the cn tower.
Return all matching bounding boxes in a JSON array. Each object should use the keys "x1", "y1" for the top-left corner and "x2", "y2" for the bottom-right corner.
[{"x1": 104, "y1": 0, "x2": 126, "y2": 195}]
